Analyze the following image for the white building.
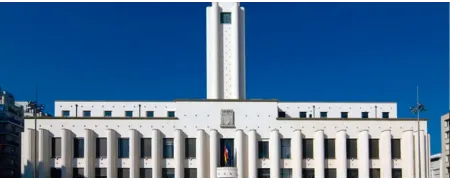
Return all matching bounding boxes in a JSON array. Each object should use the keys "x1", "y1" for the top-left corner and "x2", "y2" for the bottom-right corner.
[
  {"x1": 441, "y1": 113, "x2": 450, "y2": 178},
  {"x1": 430, "y1": 153, "x2": 443, "y2": 178},
  {"x1": 21, "y1": 2, "x2": 430, "y2": 178}
]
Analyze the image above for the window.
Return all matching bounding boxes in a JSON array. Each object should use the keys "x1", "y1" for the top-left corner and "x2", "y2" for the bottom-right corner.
[
  {"x1": 382, "y1": 112, "x2": 389, "y2": 118},
  {"x1": 220, "y1": 12, "x2": 231, "y2": 24},
  {"x1": 280, "y1": 139, "x2": 291, "y2": 159},
  {"x1": 83, "y1": 111, "x2": 91, "y2": 117},
  {"x1": 362, "y1": 112, "x2": 369, "y2": 118},
  {"x1": 62, "y1": 111, "x2": 70, "y2": 117},
  {"x1": 370, "y1": 168, "x2": 380, "y2": 178},
  {"x1": 392, "y1": 169, "x2": 402, "y2": 178},
  {"x1": 184, "y1": 168, "x2": 197, "y2": 178},
  {"x1": 52, "y1": 137, "x2": 61, "y2": 158},
  {"x1": 146, "y1": 111, "x2": 154, "y2": 118},
  {"x1": 104, "y1": 111, "x2": 112, "y2": 117},
  {"x1": 74, "y1": 138, "x2": 84, "y2": 158},
  {"x1": 118, "y1": 138, "x2": 130, "y2": 158},
  {"x1": 325, "y1": 169, "x2": 336, "y2": 178},
  {"x1": 280, "y1": 168, "x2": 292, "y2": 178},
  {"x1": 341, "y1": 112, "x2": 348, "y2": 118},
  {"x1": 95, "y1": 168, "x2": 107, "y2": 178},
  {"x1": 347, "y1": 139, "x2": 358, "y2": 159},
  {"x1": 320, "y1": 112, "x2": 328, "y2": 118},
  {"x1": 347, "y1": 168, "x2": 358, "y2": 178},
  {"x1": 309, "y1": 114, "x2": 312, "y2": 118},
  {"x1": 185, "y1": 138, "x2": 196, "y2": 158},
  {"x1": 125, "y1": 111, "x2": 133, "y2": 117},
  {"x1": 50, "y1": 168, "x2": 62, "y2": 178},
  {"x1": 299, "y1": 112, "x2": 307, "y2": 118},
  {"x1": 278, "y1": 111, "x2": 286, "y2": 118},
  {"x1": 369, "y1": 139, "x2": 379, "y2": 159},
  {"x1": 141, "y1": 138, "x2": 152, "y2": 158},
  {"x1": 73, "y1": 168, "x2": 84, "y2": 178},
  {"x1": 258, "y1": 141, "x2": 269, "y2": 158},
  {"x1": 162, "y1": 168, "x2": 175, "y2": 178},
  {"x1": 118, "y1": 168, "x2": 130, "y2": 178},
  {"x1": 257, "y1": 168, "x2": 270, "y2": 178},
  {"x1": 303, "y1": 139, "x2": 314, "y2": 159},
  {"x1": 96, "y1": 138, "x2": 107, "y2": 158},
  {"x1": 325, "y1": 139, "x2": 335, "y2": 159},
  {"x1": 302, "y1": 168, "x2": 315, "y2": 178},
  {"x1": 163, "y1": 138, "x2": 174, "y2": 158},
  {"x1": 140, "y1": 168, "x2": 152, "y2": 178},
  {"x1": 391, "y1": 139, "x2": 401, "y2": 159},
  {"x1": 220, "y1": 139, "x2": 234, "y2": 167},
  {"x1": 168, "y1": 111, "x2": 175, "y2": 118}
]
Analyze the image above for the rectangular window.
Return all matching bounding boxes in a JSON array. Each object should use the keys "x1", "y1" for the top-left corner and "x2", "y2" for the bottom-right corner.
[
  {"x1": 146, "y1": 111, "x2": 154, "y2": 118},
  {"x1": 50, "y1": 168, "x2": 62, "y2": 178},
  {"x1": 220, "y1": 139, "x2": 234, "y2": 167},
  {"x1": 220, "y1": 12, "x2": 231, "y2": 24},
  {"x1": 369, "y1": 139, "x2": 379, "y2": 159},
  {"x1": 320, "y1": 112, "x2": 328, "y2": 118},
  {"x1": 141, "y1": 138, "x2": 152, "y2": 158},
  {"x1": 392, "y1": 169, "x2": 402, "y2": 178},
  {"x1": 347, "y1": 168, "x2": 358, "y2": 178},
  {"x1": 96, "y1": 138, "x2": 107, "y2": 158},
  {"x1": 362, "y1": 112, "x2": 369, "y2": 118},
  {"x1": 52, "y1": 137, "x2": 61, "y2": 158},
  {"x1": 185, "y1": 138, "x2": 196, "y2": 158},
  {"x1": 118, "y1": 138, "x2": 130, "y2": 158},
  {"x1": 341, "y1": 112, "x2": 348, "y2": 118},
  {"x1": 382, "y1": 112, "x2": 389, "y2": 118},
  {"x1": 125, "y1": 111, "x2": 133, "y2": 117},
  {"x1": 184, "y1": 168, "x2": 197, "y2": 178},
  {"x1": 83, "y1": 111, "x2": 91, "y2": 117},
  {"x1": 280, "y1": 139, "x2": 291, "y2": 159},
  {"x1": 95, "y1": 168, "x2": 107, "y2": 178},
  {"x1": 62, "y1": 110, "x2": 70, "y2": 117},
  {"x1": 168, "y1": 111, "x2": 175, "y2": 118},
  {"x1": 325, "y1": 139, "x2": 335, "y2": 159},
  {"x1": 257, "y1": 168, "x2": 270, "y2": 178},
  {"x1": 325, "y1": 168, "x2": 336, "y2": 178},
  {"x1": 73, "y1": 168, "x2": 84, "y2": 178},
  {"x1": 299, "y1": 111, "x2": 307, "y2": 118},
  {"x1": 391, "y1": 139, "x2": 401, "y2": 159},
  {"x1": 104, "y1": 111, "x2": 112, "y2": 117},
  {"x1": 278, "y1": 111, "x2": 286, "y2": 118},
  {"x1": 302, "y1": 168, "x2": 315, "y2": 178},
  {"x1": 118, "y1": 168, "x2": 130, "y2": 178},
  {"x1": 303, "y1": 139, "x2": 314, "y2": 159},
  {"x1": 140, "y1": 168, "x2": 152, "y2": 178},
  {"x1": 163, "y1": 138, "x2": 174, "y2": 158},
  {"x1": 74, "y1": 138, "x2": 84, "y2": 158},
  {"x1": 162, "y1": 168, "x2": 175, "y2": 178},
  {"x1": 370, "y1": 168, "x2": 380, "y2": 178},
  {"x1": 280, "y1": 168, "x2": 292, "y2": 178},
  {"x1": 347, "y1": 139, "x2": 358, "y2": 159},
  {"x1": 258, "y1": 141, "x2": 269, "y2": 159}
]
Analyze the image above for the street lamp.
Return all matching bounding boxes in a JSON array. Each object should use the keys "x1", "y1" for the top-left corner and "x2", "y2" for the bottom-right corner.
[
  {"x1": 27, "y1": 100, "x2": 44, "y2": 178},
  {"x1": 409, "y1": 86, "x2": 426, "y2": 178}
]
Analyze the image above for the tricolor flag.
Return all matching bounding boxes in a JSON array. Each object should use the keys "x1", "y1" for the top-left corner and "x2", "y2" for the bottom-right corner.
[{"x1": 224, "y1": 145, "x2": 229, "y2": 165}]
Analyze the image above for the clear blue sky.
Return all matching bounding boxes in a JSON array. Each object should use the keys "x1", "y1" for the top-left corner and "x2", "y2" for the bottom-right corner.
[{"x1": 0, "y1": 2, "x2": 448, "y2": 154}]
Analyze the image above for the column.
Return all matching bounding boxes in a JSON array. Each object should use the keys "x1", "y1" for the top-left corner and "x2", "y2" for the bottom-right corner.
[
  {"x1": 414, "y1": 131, "x2": 419, "y2": 178},
  {"x1": 336, "y1": 130, "x2": 347, "y2": 178},
  {"x1": 38, "y1": 128, "x2": 50, "y2": 178},
  {"x1": 401, "y1": 130, "x2": 414, "y2": 178},
  {"x1": 61, "y1": 129, "x2": 73, "y2": 178},
  {"x1": 426, "y1": 134, "x2": 431, "y2": 178},
  {"x1": 107, "y1": 129, "x2": 118, "y2": 178},
  {"x1": 209, "y1": 129, "x2": 218, "y2": 178},
  {"x1": 84, "y1": 129, "x2": 95, "y2": 178},
  {"x1": 248, "y1": 130, "x2": 257, "y2": 178},
  {"x1": 292, "y1": 130, "x2": 302, "y2": 178},
  {"x1": 419, "y1": 130, "x2": 426, "y2": 178},
  {"x1": 314, "y1": 130, "x2": 325, "y2": 178},
  {"x1": 380, "y1": 130, "x2": 392, "y2": 178},
  {"x1": 196, "y1": 130, "x2": 206, "y2": 178},
  {"x1": 269, "y1": 129, "x2": 280, "y2": 178},
  {"x1": 231, "y1": 2, "x2": 241, "y2": 99},
  {"x1": 130, "y1": 129, "x2": 140, "y2": 178},
  {"x1": 358, "y1": 130, "x2": 369, "y2": 178},
  {"x1": 207, "y1": 2, "x2": 219, "y2": 99},
  {"x1": 25, "y1": 129, "x2": 37, "y2": 178},
  {"x1": 174, "y1": 129, "x2": 184, "y2": 178},
  {"x1": 235, "y1": 129, "x2": 244, "y2": 178},
  {"x1": 152, "y1": 129, "x2": 161, "y2": 178}
]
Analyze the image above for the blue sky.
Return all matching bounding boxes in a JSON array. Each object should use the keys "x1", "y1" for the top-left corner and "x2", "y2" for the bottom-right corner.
[{"x1": 0, "y1": 2, "x2": 448, "y2": 154}]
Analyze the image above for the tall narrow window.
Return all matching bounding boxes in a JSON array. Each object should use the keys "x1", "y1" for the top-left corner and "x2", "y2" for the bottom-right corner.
[
  {"x1": 391, "y1": 139, "x2": 401, "y2": 159},
  {"x1": 220, "y1": 12, "x2": 232, "y2": 24},
  {"x1": 163, "y1": 138, "x2": 174, "y2": 158},
  {"x1": 96, "y1": 138, "x2": 107, "y2": 158},
  {"x1": 118, "y1": 138, "x2": 130, "y2": 158},
  {"x1": 52, "y1": 137, "x2": 61, "y2": 158},
  {"x1": 347, "y1": 139, "x2": 358, "y2": 159},
  {"x1": 257, "y1": 168, "x2": 270, "y2": 178},
  {"x1": 303, "y1": 139, "x2": 314, "y2": 159},
  {"x1": 258, "y1": 141, "x2": 269, "y2": 159},
  {"x1": 280, "y1": 139, "x2": 291, "y2": 159},
  {"x1": 185, "y1": 138, "x2": 196, "y2": 158},
  {"x1": 369, "y1": 139, "x2": 379, "y2": 159},
  {"x1": 220, "y1": 139, "x2": 234, "y2": 167},
  {"x1": 141, "y1": 138, "x2": 152, "y2": 158},
  {"x1": 325, "y1": 139, "x2": 335, "y2": 159},
  {"x1": 74, "y1": 138, "x2": 84, "y2": 158}
]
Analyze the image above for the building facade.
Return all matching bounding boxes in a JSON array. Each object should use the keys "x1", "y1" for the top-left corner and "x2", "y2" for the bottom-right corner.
[
  {"x1": 0, "y1": 87, "x2": 24, "y2": 178},
  {"x1": 441, "y1": 113, "x2": 450, "y2": 178},
  {"x1": 20, "y1": 2, "x2": 431, "y2": 178},
  {"x1": 430, "y1": 153, "x2": 442, "y2": 178}
]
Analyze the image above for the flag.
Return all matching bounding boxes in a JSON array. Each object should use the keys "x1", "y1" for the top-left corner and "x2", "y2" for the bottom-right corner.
[{"x1": 224, "y1": 144, "x2": 229, "y2": 165}]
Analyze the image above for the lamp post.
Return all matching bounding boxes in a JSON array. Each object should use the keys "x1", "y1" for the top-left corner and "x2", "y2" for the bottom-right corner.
[
  {"x1": 27, "y1": 94, "x2": 44, "y2": 178},
  {"x1": 410, "y1": 86, "x2": 426, "y2": 178}
]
